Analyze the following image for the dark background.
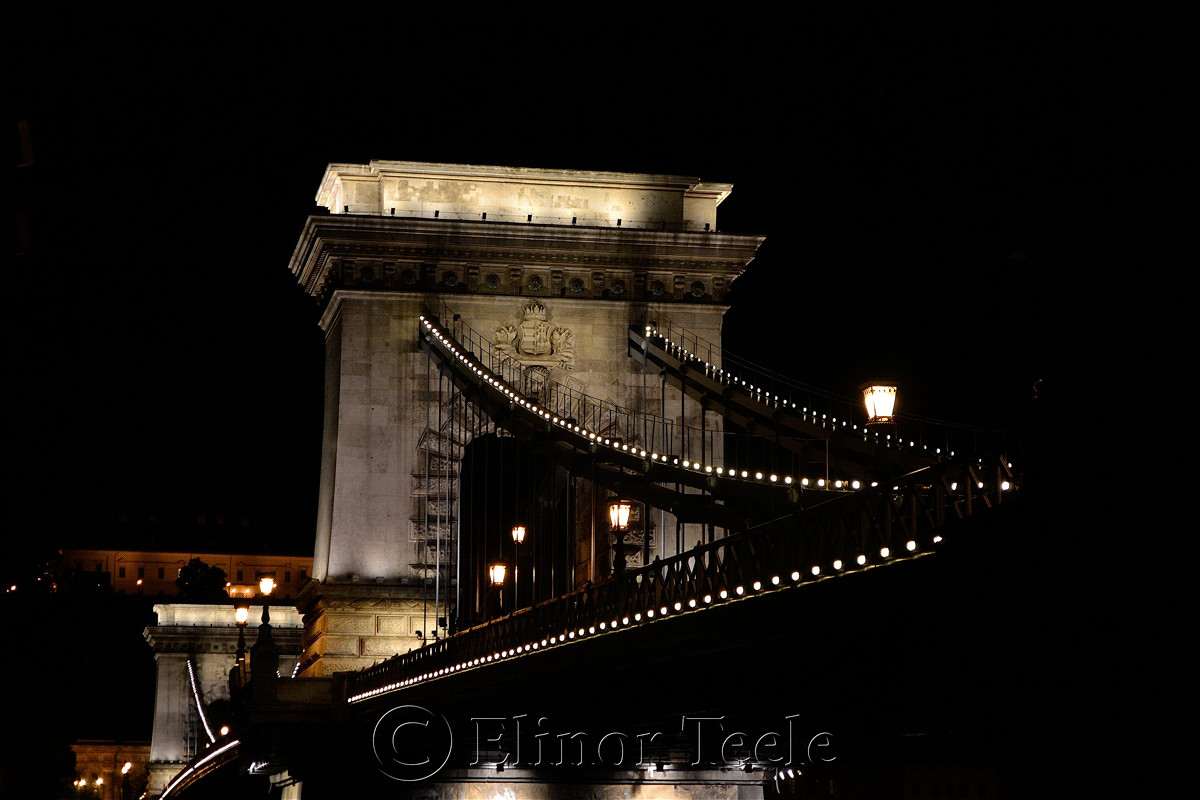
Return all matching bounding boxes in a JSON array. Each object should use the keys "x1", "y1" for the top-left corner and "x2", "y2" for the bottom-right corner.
[{"x1": 7, "y1": 6, "x2": 1162, "y2": 794}]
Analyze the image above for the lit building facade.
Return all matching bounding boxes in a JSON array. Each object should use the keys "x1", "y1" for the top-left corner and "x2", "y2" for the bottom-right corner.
[
  {"x1": 61, "y1": 549, "x2": 313, "y2": 599},
  {"x1": 70, "y1": 740, "x2": 150, "y2": 799}
]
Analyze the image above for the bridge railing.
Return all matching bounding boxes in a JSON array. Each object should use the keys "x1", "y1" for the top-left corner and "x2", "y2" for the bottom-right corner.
[
  {"x1": 345, "y1": 451, "x2": 1017, "y2": 704},
  {"x1": 639, "y1": 312, "x2": 1013, "y2": 459}
]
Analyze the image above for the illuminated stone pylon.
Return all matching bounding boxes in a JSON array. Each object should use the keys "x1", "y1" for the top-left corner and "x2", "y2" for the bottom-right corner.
[
  {"x1": 288, "y1": 160, "x2": 763, "y2": 677},
  {"x1": 142, "y1": 604, "x2": 302, "y2": 796}
]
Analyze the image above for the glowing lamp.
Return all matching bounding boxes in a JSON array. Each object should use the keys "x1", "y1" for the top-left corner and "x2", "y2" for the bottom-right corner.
[
  {"x1": 863, "y1": 384, "x2": 897, "y2": 425},
  {"x1": 608, "y1": 498, "x2": 633, "y2": 532},
  {"x1": 258, "y1": 574, "x2": 276, "y2": 596},
  {"x1": 488, "y1": 562, "x2": 507, "y2": 586},
  {"x1": 511, "y1": 525, "x2": 526, "y2": 544},
  {"x1": 235, "y1": 604, "x2": 250, "y2": 625}
]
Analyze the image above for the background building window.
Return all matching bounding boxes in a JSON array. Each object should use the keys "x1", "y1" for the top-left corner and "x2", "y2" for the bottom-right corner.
[{"x1": 157, "y1": 567, "x2": 164, "y2": 579}]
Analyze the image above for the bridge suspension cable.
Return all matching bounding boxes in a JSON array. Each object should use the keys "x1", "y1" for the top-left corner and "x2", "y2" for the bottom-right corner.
[
  {"x1": 630, "y1": 323, "x2": 1018, "y2": 482},
  {"x1": 417, "y1": 310, "x2": 800, "y2": 529},
  {"x1": 638, "y1": 312, "x2": 1014, "y2": 458},
  {"x1": 420, "y1": 299, "x2": 877, "y2": 493}
]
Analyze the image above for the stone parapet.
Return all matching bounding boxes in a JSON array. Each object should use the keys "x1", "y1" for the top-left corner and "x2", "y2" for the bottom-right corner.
[
  {"x1": 144, "y1": 603, "x2": 303, "y2": 655},
  {"x1": 296, "y1": 580, "x2": 448, "y2": 678},
  {"x1": 314, "y1": 160, "x2": 731, "y2": 232}
]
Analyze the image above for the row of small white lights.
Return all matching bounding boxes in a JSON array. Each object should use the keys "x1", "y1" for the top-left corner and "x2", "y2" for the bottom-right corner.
[
  {"x1": 346, "y1": 535, "x2": 943, "y2": 704},
  {"x1": 420, "y1": 319, "x2": 1011, "y2": 495},
  {"x1": 420, "y1": 317, "x2": 801, "y2": 489},
  {"x1": 160, "y1": 739, "x2": 240, "y2": 798},
  {"x1": 646, "y1": 327, "x2": 954, "y2": 458}
]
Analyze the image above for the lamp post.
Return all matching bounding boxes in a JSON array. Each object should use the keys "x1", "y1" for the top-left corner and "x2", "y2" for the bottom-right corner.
[
  {"x1": 608, "y1": 498, "x2": 632, "y2": 575},
  {"x1": 862, "y1": 383, "x2": 899, "y2": 481},
  {"x1": 250, "y1": 573, "x2": 278, "y2": 700},
  {"x1": 511, "y1": 525, "x2": 525, "y2": 610},
  {"x1": 488, "y1": 562, "x2": 507, "y2": 618},
  {"x1": 231, "y1": 602, "x2": 250, "y2": 693}
]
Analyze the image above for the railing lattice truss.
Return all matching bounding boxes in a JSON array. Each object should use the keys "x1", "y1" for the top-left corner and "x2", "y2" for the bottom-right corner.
[{"x1": 346, "y1": 453, "x2": 1016, "y2": 704}]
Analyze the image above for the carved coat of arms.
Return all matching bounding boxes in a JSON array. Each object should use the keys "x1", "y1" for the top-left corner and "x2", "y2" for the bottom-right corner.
[{"x1": 495, "y1": 301, "x2": 575, "y2": 370}]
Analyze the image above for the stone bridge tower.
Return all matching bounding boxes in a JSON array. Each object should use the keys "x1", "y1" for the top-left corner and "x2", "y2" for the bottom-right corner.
[
  {"x1": 288, "y1": 161, "x2": 763, "y2": 677},
  {"x1": 143, "y1": 604, "x2": 303, "y2": 796}
]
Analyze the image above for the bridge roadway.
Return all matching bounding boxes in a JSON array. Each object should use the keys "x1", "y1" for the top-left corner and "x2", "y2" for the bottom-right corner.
[{"x1": 213, "y1": 499, "x2": 1027, "y2": 797}]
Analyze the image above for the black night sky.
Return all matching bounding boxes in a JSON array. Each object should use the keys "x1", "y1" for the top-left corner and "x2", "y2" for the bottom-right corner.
[
  {"x1": 13, "y1": 12, "x2": 1118, "y2": 550},
  {"x1": 7, "y1": 7, "x2": 1169, "y2": 796}
]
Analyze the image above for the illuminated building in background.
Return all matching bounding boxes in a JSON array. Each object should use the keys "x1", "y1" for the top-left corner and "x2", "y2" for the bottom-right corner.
[
  {"x1": 70, "y1": 740, "x2": 150, "y2": 800},
  {"x1": 60, "y1": 549, "x2": 312, "y2": 599}
]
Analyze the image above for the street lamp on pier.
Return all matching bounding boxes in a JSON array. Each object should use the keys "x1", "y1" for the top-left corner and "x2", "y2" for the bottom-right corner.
[
  {"x1": 511, "y1": 525, "x2": 525, "y2": 609},
  {"x1": 608, "y1": 498, "x2": 633, "y2": 575},
  {"x1": 488, "y1": 562, "x2": 507, "y2": 618}
]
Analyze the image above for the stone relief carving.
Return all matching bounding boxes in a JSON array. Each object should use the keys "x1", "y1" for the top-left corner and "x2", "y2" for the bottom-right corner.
[
  {"x1": 494, "y1": 301, "x2": 575, "y2": 370},
  {"x1": 414, "y1": 455, "x2": 457, "y2": 474},
  {"x1": 412, "y1": 477, "x2": 456, "y2": 496},
  {"x1": 423, "y1": 498, "x2": 454, "y2": 516},
  {"x1": 410, "y1": 521, "x2": 455, "y2": 541}
]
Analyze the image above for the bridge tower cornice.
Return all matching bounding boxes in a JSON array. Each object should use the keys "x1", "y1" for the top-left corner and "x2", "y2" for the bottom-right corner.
[{"x1": 289, "y1": 215, "x2": 765, "y2": 307}]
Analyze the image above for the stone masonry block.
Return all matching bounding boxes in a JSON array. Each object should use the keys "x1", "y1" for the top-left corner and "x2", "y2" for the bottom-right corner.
[
  {"x1": 361, "y1": 636, "x2": 412, "y2": 656},
  {"x1": 377, "y1": 616, "x2": 410, "y2": 634},
  {"x1": 325, "y1": 614, "x2": 376, "y2": 634}
]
